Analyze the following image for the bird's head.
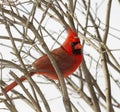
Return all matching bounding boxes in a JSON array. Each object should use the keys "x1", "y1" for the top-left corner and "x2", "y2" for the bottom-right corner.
[{"x1": 62, "y1": 28, "x2": 82, "y2": 55}]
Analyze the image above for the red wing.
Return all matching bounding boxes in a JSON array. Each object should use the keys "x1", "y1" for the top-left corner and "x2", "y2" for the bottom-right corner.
[
  {"x1": 52, "y1": 48, "x2": 76, "y2": 72},
  {"x1": 32, "y1": 47, "x2": 78, "y2": 79}
]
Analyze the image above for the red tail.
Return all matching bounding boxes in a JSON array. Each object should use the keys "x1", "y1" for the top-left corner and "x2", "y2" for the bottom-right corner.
[{"x1": 4, "y1": 72, "x2": 34, "y2": 93}]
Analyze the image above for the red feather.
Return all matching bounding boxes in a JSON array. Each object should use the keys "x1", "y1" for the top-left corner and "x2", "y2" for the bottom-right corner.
[{"x1": 3, "y1": 28, "x2": 82, "y2": 93}]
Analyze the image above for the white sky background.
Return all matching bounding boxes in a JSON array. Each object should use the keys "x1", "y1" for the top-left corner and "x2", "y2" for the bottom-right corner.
[{"x1": 0, "y1": 0, "x2": 120, "y2": 112}]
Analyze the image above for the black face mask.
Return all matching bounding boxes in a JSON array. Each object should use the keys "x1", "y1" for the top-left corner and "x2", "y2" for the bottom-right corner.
[{"x1": 70, "y1": 42, "x2": 82, "y2": 55}]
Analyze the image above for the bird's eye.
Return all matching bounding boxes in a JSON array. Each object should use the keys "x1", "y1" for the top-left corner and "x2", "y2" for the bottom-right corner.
[
  {"x1": 70, "y1": 42, "x2": 75, "y2": 47},
  {"x1": 70, "y1": 42, "x2": 79, "y2": 47},
  {"x1": 70, "y1": 42, "x2": 82, "y2": 55}
]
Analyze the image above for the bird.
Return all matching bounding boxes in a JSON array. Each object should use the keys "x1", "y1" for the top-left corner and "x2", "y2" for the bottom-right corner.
[{"x1": 2, "y1": 28, "x2": 83, "y2": 93}]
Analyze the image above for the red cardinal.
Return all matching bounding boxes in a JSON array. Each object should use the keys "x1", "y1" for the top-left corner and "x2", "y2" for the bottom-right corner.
[{"x1": 3, "y1": 28, "x2": 82, "y2": 93}]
